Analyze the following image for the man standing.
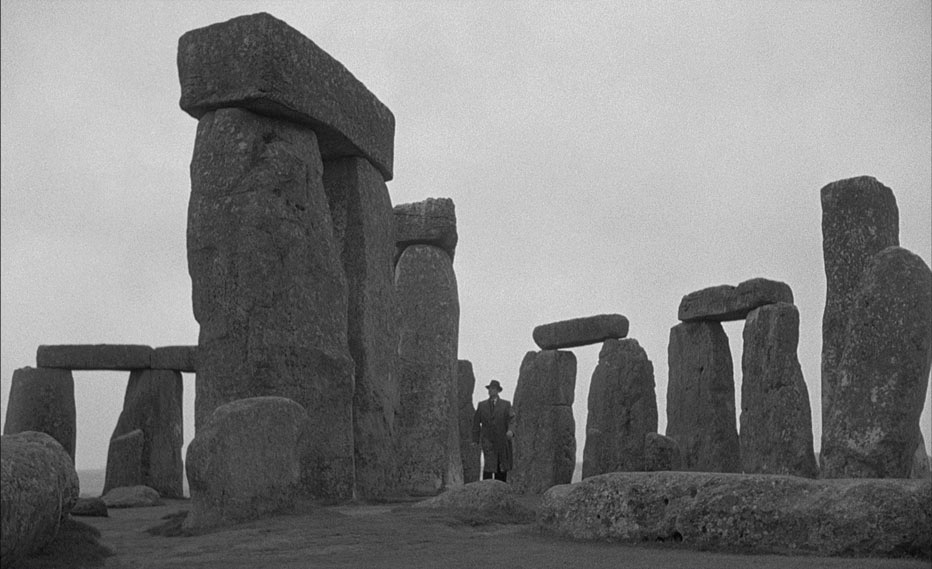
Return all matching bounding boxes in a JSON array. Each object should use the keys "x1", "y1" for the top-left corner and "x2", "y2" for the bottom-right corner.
[{"x1": 472, "y1": 380, "x2": 515, "y2": 481}]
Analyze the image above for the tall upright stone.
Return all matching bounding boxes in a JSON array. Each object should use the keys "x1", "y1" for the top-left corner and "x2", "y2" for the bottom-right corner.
[
  {"x1": 3, "y1": 367, "x2": 76, "y2": 462},
  {"x1": 740, "y1": 303, "x2": 818, "y2": 478},
  {"x1": 512, "y1": 350, "x2": 577, "y2": 494},
  {"x1": 187, "y1": 107, "x2": 355, "y2": 499},
  {"x1": 583, "y1": 339, "x2": 657, "y2": 478},
  {"x1": 822, "y1": 246, "x2": 932, "y2": 478},
  {"x1": 323, "y1": 157, "x2": 399, "y2": 499},
  {"x1": 821, "y1": 176, "x2": 899, "y2": 432},
  {"x1": 457, "y1": 360, "x2": 481, "y2": 483},
  {"x1": 666, "y1": 322, "x2": 740, "y2": 473},
  {"x1": 105, "y1": 369, "x2": 184, "y2": 497},
  {"x1": 395, "y1": 244, "x2": 461, "y2": 495}
]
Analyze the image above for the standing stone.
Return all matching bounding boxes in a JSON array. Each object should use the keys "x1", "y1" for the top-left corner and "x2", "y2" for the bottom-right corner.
[
  {"x1": 910, "y1": 433, "x2": 931, "y2": 479},
  {"x1": 187, "y1": 107, "x2": 355, "y2": 499},
  {"x1": 393, "y1": 198, "x2": 457, "y2": 261},
  {"x1": 666, "y1": 322, "x2": 740, "y2": 473},
  {"x1": 457, "y1": 360, "x2": 481, "y2": 483},
  {"x1": 822, "y1": 246, "x2": 932, "y2": 478},
  {"x1": 103, "y1": 429, "x2": 144, "y2": 493},
  {"x1": 512, "y1": 350, "x2": 577, "y2": 494},
  {"x1": 323, "y1": 156, "x2": 399, "y2": 499},
  {"x1": 583, "y1": 339, "x2": 657, "y2": 478},
  {"x1": 740, "y1": 303, "x2": 818, "y2": 478},
  {"x1": 105, "y1": 369, "x2": 183, "y2": 498},
  {"x1": 395, "y1": 244, "x2": 461, "y2": 495},
  {"x1": 3, "y1": 367, "x2": 76, "y2": 462},
  {"x1": 821, "y1": 176, "x2": 899, "y2": 429},
  {"x1": 643, "y1": 433, "x2": 682, "y2": 471}
]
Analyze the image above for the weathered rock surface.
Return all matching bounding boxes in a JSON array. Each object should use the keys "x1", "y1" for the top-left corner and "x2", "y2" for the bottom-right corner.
[
  {"x1": 323, "y1": 156, "x2": 399, "y2": 500},
  {"x1": 740, "y1": 303, "x2": 817, "y2": 478},
  {"x1": 36, "y1": 344, "x2": 153, "y2": 370},
  {"x1": 583, "y1": 339, "x2": 657, "y2": 478},
  {"x1": 538, "y1": 472, "x2": 931, "y2": 559},
  {"x1": 677, "y1": 278, "x2": 793, "y2": 322},
  {"x1": 643, "y1": 433, "x2": 682, "y2": 471},
  {"x1": 178, "y1": 12, "x2": 395, "y2": 180},
  {"x1": 3, "y1": 367, "x2": 76, "y2": 461},
  {"x1": 822, "y1": 246, "x2": 932, "y2": 478},
  {"x1": 911, "y1": 434, "x2": 931, "y2": 479},
  {"x1": 413, "y1": 480, "x2": 532, "y2": 519},
  {"x1": 71, "y1": 497, "x2": 108, "y2": 517},
  {"x1": 393, "y1": 198, "x2": 457, "y2": 260},
  {"x1": 184, "y1": 397, "x2": 306, "y2": 530},
  {"x1": 0, "y1": 432, "x2": 80, "y2": 567},
  {"x1": 532, "y1": 314, "x2": 629, "y2": 350},
  {"x1": 150, "y1": 345, "x2": 197, "y2": 372},
  {"x1": 106, "y1": 370, "x2": 184, "y2": 498},
  {"x1": 101, "y1": 486, "x2": 162, "y2": 508},
  {"x1": 103, "y1": 429, "x2": 144, "y2": 494},
  {"x1": 187, "y1": 107, "x2": 355, "y2": 499},
  {"x1": 457, "y1": 360, "x2": 481, "y2": 484},
  {"x1": 665, "y1": 322, "x2": 739, "y2": 473},
  {"x1": 512, "y1": 350, "x2": 577, "y2": 494},
  {"x1": 395, "y1": 244, "x2": 462, "y2": 495},
  {"x1": 821, "y1": 176, "x2": 899, "y2": 429}
]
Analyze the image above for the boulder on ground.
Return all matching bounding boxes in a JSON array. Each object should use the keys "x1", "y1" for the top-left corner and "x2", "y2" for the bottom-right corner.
[
  {"x1": 414, "y1": 479, "x2": 532, "y2": 519},
  {"x1": 150, "y1": 346, "x2": 197, "y2": 372},
  {"x1": 36, "y1": 344, "x2": 153, "y2": 370},
  {"x1": 532, "y1": 314, "x2": 629, "y2": 350},
  {"x1": 1, "y1": 432, "x2": 80, "y2": 567},
  {"x1": 3, "y1": 367, "x2": 76, "y2": 461},
  {"x1": 393, "y1": 198, "x2": 457, "y2": 260},
  {"x1": 677, "y1": 278, "x2": 793, "y2": 322},
  {"x1": 643, "y1": 433, "x2": 682, "y2": 472},
  {"x1": 538, "y1": 471, "x2": 931, "y2": 559},
  {"x1": 101, "y1": 486, "x2": 162, "y2": 508},
  {"x1": 71, "y1": 498, "x2": 108, "y2": 517}
]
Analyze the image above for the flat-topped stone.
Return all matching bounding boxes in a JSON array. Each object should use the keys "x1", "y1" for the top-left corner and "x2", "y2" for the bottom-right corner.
[
  {"x1": 150, "y1": 346, "x2": 197, "y2": 372},
  {"x1": 678, "y1": 278, "x2": 793, "y2": 322},
  {"x1": 178, "y1": 12, "x2": 395, "y2": 180},
  {"x1": 532, "y1": 314, "x2": 629, "y2": 350},
  {"x1": 36, "y1": 344, "x2": 153, "y2": 370},
  {"x1": 394, "y1": 198, "x2": 458, "y2": 260}
]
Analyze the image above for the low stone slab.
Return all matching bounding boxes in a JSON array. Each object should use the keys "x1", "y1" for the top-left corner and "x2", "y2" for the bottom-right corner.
[
  {"x1": 413, "y1": 480, "x2": 533, "y2": 519},
  {"x1": 677, "y1": 278, "x2": 793, "y2": 322},
  {"x1": 101, "y1": 485, "x2": 162, "y2": 508},
  {"x1": 3, "y1": 367, "x2": 76, "y2": 461},
  {"x1": 532, "y1": 314, "x2": 629, "y2": 350},
  {"x1": 150, "y1": 346, "x2": 197, "y2": 372},
  {"x1": 538, "y1": 472, "x2": 931, "y2": 559},
  {"x1": 71, "y1": 498, "x2": 108, "y2": 517},
  {"x1": 36, "y1": 344, "x2": 153, "y2": 370},
  {"x1": 178, "y1": 12, "x2": 395, "y2": 180},
  {"x1": 394, "y1": 198, "x2": 457, "y2": 260}
]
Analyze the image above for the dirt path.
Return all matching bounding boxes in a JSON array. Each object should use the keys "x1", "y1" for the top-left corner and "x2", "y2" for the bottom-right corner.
[{"x1": 81, "y1": 499, "x2": 928, "y2": 569}]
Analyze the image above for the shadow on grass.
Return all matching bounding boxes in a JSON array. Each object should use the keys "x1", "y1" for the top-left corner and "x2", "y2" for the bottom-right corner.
[
  {"x1": 18, "y1": 518, "x2": 113, "y2": 569},
  {"x1": 145, "y1": 510, "x2": 194, "y2": 537}
]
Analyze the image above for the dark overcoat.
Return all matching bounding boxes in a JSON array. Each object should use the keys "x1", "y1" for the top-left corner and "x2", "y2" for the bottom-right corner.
[{"x1": 472, "y1": 397, "x2": 515, "y2": 472}]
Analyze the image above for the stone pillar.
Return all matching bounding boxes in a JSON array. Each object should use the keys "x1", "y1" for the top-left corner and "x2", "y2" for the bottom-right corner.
[
  {"x1": 582, "y1": 339, "x2": 657, "y2": 478},
  {"x1": 511, "y1": 350, "x2": 577, "y2": 494},
  {"x1": 666, "y1": 322, "x2": 740, "y2": 472},
  {"x1": 104, "y1": 429, "x2": 144, "y2": 492},
  {"x1": 3, "y1": 367, "x2": 76, "y2": 462},
  {"x1": 323, "y1": 157, "x2": 400, "y2": 499},
  {"x1": 395, "y1": 244, "x2": 461, "y2": 495},
  {"x1": 740, "y1": 303, "x2": 818, "y2": 478},
  {"x1": 457, "y1": 360, "x2": 480, "y2": 483},
  {"x1": 820, "y1": 176, "x2": 899, "y2": 440},
  {"x1": 822, "y1": 246, "x2": 932, "y2": 478}
]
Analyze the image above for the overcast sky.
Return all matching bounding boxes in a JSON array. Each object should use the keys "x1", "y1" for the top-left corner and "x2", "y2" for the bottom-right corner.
[{"x1": 2, "y1": 1, "x2": 930, "y2": 472}]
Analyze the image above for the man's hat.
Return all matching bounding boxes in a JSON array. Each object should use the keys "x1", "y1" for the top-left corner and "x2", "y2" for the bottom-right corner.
[{"x1": 486, "y1": 380, "x2": 503, "y2": 391}]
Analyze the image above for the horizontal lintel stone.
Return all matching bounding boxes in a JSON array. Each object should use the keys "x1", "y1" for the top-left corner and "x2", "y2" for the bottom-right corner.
[
  {"x1": 151, "y1": 346, "x2": 198, "y2": 373},
  {"x1": 36, "y1": 344, "x2": 154, "y2": 370},
  {"x1": 533, "y1": 314, "x2": 629, "y2": 350},
  {"x1": 678, "y1": 278, "x2": 793, "y2": 322}
]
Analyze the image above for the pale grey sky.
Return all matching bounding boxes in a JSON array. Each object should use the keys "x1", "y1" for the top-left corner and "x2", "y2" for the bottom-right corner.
[{"x1": 2, "y1": 1, "x2": 930, "y2": 471}]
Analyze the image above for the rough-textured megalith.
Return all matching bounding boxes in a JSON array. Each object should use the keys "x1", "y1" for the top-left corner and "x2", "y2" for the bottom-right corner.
[
  {"x1": 538, "y1": 472, "x2": 931, "y2": 559},
  {"x1": 911, "y1": 433, "x2": 932, "y2": 479},
  {"x1": 395, "y1": 244, "x2": 462, "y2": 495},
  {"x1": 103, "y1": 429, "x2": 144, "y2": 494},
  {"x1": 820, "y1": 176, "x2": 899, "y2": 429},
  {"x1": 184, "y1": 397, "x2": 307, "y2": 530},
  {"x1": 583, "y1": 339, "x2": 657, "y2": 478},
  {"x1": 512, "y1": 350, "x2": 577, "y2": 494},
  {"x1": 413, "y1": 480, "x2": 534, "y2": 521},
  {"x1": 178, "y1": 12, "x2": 395, "y2": 180},
  {"x1": 0, "y1": 432, "x2": 80, "y2": 568},
  {"x1": 677, "y1": 278, "x2": 793, "y2": 322},
  {"x1": 150, "y1": 345, "x2": 197, "y2": 372},
  {"x1": 740, "y1": 303, "x2": 818, "y2": 478},
  {"x1": 187, "y1": 107, "x2": 355, "y2": 499},
  {"x1": 666, "y1": 322, "x2": 740, "y2": 473},
  {"x1": 393, "y1": 198, "x2": 457, "y2": 261},
  {"x1": 457, "y1": 360, "x2": 481, "y2": 483},
  {"x1": 36, "y1": 344, "x2": 153, "y2": 370},
  {"x1": 101, "y1": 485, "x2": 162, "y2": 508},
  {"x1": 322, "y1": 156, "x2": 399, "y2": 500},
  {"x1": 3, "y1": 367, "x2": 76, "y2": 461},
  {"x1": 532, "y1": 314, "x2": 629, "y2": 350},
  {"x1": 105, "y1": 369, "x2": 183, "y2": 498},
  {"x1": 643, "y1": 433, "x2": 682, "y2": 472},
  {"x1": 822, "y1": 246, "x2": 932, "y2": 478}
]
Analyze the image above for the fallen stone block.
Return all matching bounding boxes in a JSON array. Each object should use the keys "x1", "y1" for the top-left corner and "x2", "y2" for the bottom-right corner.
[
  {"x1": 150, "y1": 345, "x2": 197, "y2": 372},
  {"x1": 677, "y1": 278, "x2": 793, "y2": 322},
  {"x1": 532, "y1": 314, "x2": 629, "y2": 350},
  {"x1": 71, "y1": 498, "x2": 108, "y2": 517},
  {"x1": 36, "y1": 344, "x2": 153, "y2": 370},
  {"x1": 413, "y1": 480, "x2": 533, "y2": 520},
  {"x1": 394, "y1": 197, "x2": 457, "y2": 260},
  {"x1": 101, "y1": 485, "x2": 162, "y2": 508},
  {"x1": 3, "y1": 367, "x2": 76, "y2": 461}
]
